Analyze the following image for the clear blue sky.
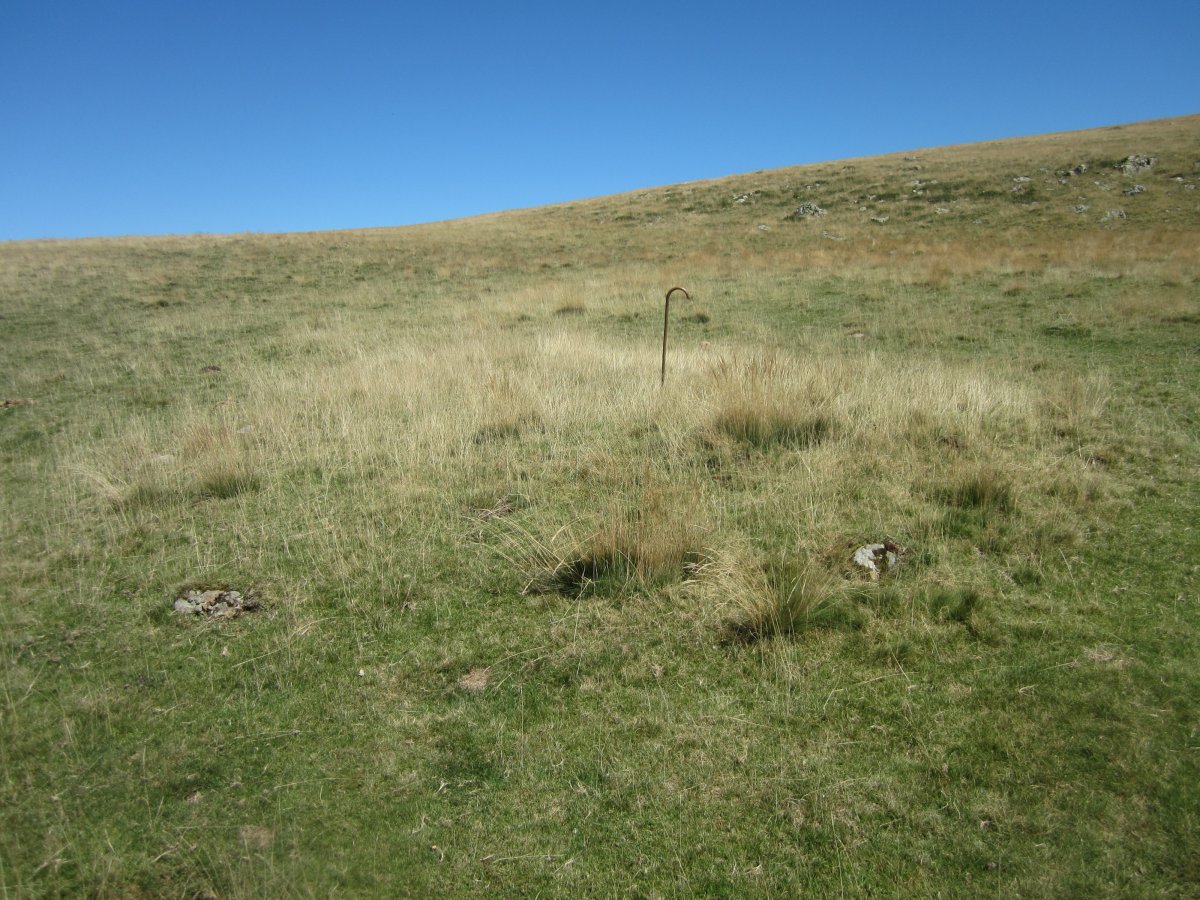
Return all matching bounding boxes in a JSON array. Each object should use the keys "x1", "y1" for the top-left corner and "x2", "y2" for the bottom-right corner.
[{"x1": 3, "y1": 0, "x2": 1197, "y2": 240}]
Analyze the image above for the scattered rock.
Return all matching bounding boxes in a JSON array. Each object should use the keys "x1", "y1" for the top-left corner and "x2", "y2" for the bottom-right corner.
[
  {"x1": 173, "y1": 588, "x2": 261, "y2": 619},
  {"x1": 1102, "y1": 209, "x2": 1128, "y2": 221},
  {"x1": 786, "y1": 203, "x2": 826, "y2": 220},
  {"x1": 756, "y1": 224, "x2": 770, "y2": 231},
  {"x1": 1188, "y1": 184, "x2": 1197, "y2": 191},
  {"x1": 1012, "y1": 176, "x2": 1031, "y2": 183},
  {"x1": 1123, "y1": 184, "x2": 1145, "y2": 196},
  {"x1": 1058, "y1": 163, "x2": 1089, "y2": 178},
  {"x1": 1072, "y1": 204, "x2": 1090, "y2": 213},
  {"x1": 935, "y1": 207, "x2": 950, "y2": 214},
  {"x1": 1, "y1": 398, "x2": 36, "y2": 409},
  {"x1": 852, "y1": 541, "x2": 903, "y2": 581},
  {"x1": 870, "y1": 216, "x2": 889, "y2": 224},
  {"x1": 1117, "y1": 154, "x2": 1156, "y2": 175},
  {"x1": 733, "y1": 194, "x2": 751, "y2": 204},
  {"x1": 1169, "y1": 175, "x2": 1184, "y2": 182}
]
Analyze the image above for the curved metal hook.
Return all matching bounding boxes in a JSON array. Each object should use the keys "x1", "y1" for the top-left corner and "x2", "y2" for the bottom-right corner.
[{"x1": 661, "y1": 286, "x2": 691, "y2": 386}]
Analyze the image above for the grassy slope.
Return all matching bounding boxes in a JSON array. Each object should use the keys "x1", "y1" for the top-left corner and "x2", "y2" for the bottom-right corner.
[{"x1": 1, "y1": 115, "x2": 1198, "y2": 897}]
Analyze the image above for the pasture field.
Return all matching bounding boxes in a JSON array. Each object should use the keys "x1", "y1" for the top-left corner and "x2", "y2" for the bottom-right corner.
[{"x1": 2, "y1": 115, "x2": 1199, "y2": 896}]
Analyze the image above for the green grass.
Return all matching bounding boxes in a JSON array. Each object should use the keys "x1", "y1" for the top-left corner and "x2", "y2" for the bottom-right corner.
[{"x1": 2, "y1": 114, "x2": 1199, "y2": 897}]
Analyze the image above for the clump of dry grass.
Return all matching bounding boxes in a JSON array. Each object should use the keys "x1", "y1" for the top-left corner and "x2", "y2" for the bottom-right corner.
[
  {"x1": 192, "y1": 461, "x2": 261, "y2": 500},
  {"x1": 935, "y1": 465, "x2": 1016, "y2": 513},
  {"x1": 73, "y1": 415, "x2": 262, "y2": 511},
  {"x1": 472, "y1": 371, "x2": 544, "y2": 444},
  {"x1": 1042, "y1": 372, "x2": 1111, "y2": 439},
  {"x1": 707, "y1": 353, "x2": 836, "y2": 451},
  {"x1": 714, "y1": 403, "x2": 832, "y2": 451},
  {"x1": 701, "y1": 547, "x2": 857, "y2": 642},
  {"x1": 496, "y1": 487, "x2": 708, "y2": 596}
]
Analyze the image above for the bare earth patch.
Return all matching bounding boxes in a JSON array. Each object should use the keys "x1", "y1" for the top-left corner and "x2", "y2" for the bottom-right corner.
[
  {"x1": 1082, "y1": 645, "x2": 1135, "y2": 668},
  {"x1": 238, "y1": 825, "x2": 276, "y2": 851},
  {"x1": 458, "y1": 667, "x2": 491, "y2": 692}
]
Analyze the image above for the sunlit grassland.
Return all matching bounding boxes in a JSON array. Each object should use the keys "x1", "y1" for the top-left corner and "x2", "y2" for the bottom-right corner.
[{"x1": 2, "y1": 115, "x2": 1198, "y2": 896}]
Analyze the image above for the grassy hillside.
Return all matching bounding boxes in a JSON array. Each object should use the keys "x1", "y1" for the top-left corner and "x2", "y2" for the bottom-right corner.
[{"x1": 2, "y1": 114, "x2": 1198, "y2": 897}]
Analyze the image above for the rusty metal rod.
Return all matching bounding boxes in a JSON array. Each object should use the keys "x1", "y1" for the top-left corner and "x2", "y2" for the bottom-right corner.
[{"x1": 661, "y1": 286, "x2": 690, "y2": 385}]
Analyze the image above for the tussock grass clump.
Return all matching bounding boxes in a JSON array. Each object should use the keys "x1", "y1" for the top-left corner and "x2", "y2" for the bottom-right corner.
[
  {"x1": 471, "y1": 371, "x2": 543, "y2": 444},
  {"x1": 1043, "y1": 372, "x2": 1110, "y2": 439},
  {"x1": 79, "y1": 417, "x2": 262, "y2": 510},
  {"x1": 471, "y1": 413, "x2": 540, "y2": 444},
  {"x1": 927, "y1": 585, "x2": 983, "y2": 626},
  {"x1": 497, "y1": 489, "x2": 708, "y2": 596},
  {"x1": 714, "y1": 553, "x2": 990, "y2": 643},
  {"x1": 119, "y1": 479, "x2": 179, "y2": 510},
  {"x1": 931, "y1": 466, "x2": 1021, "y2": 551},
  {"x1": 937, "y1": 466, "x2": 1015, "y2": 513},
  {"x1": 705, "y1": 549, "x2": 861, "y2": 642},
  {"x1": 714, "y1": 406, "x2": 832, "y2": 450},
  {"x1": 707, "y1": 353, "x2": 836, "y2": 451},
  {"x1": 192, "y1": 465, "x2": 261, "y2": 500}
]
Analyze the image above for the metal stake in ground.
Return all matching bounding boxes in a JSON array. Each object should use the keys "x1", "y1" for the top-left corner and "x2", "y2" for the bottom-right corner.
[{"x1": 661, "y1": 286, "x2": 690, "y2": 385}]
